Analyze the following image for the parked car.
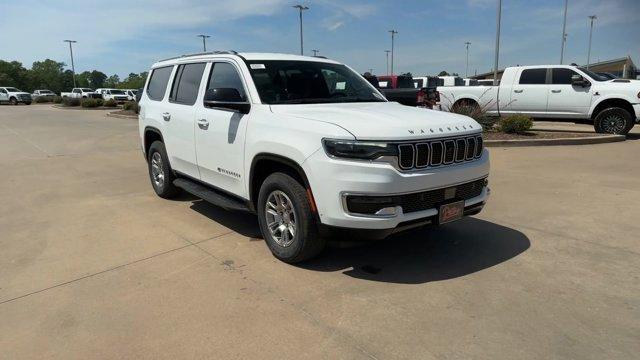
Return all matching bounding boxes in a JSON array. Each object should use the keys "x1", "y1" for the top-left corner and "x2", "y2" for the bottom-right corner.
[
  {"x1": 364, "y1": 74, "x2": 440, "y2": 107},
  {"x1": 32, "y1": 89, "x2": 56, "y2": 100},
  {"x1": 437, "y1": 65, "x2": 640, "y2": 134},
  {"x1": 0, "y1": 87, "x2": 32, "y2": 105},
  {"x1": 139, "y1": 52, "x2": 490, "y2": 263},
  {"x1": 439, "y1": 76, "x2": 465, "y2": 87},
  {"x1": 61, "y1": 88, "x2": 100, "y2": 99},
  {"x1": 413, "y1": 76, "x2": 444, "y2": 88},
  {"x1": 95, "y1": 88, "x2": 129, "y2": 103},
  {"x1": 123, "y1": 89, "x2": 138, "y2": 101}
]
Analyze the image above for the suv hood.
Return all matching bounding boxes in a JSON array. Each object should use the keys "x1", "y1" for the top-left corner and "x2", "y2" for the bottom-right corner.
[{"x1": 270, "y1": 102, "x2": 481, "y2": 140}]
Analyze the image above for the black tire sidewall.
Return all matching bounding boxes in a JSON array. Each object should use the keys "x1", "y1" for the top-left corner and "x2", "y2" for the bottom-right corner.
[
  {"x1": 10, "y1": 98, "x2": 17, "y2": 105},
  {"x1": 594, "y1": 107, "x2": 633, "y2": 135},
  {"x1": 257, "y1": 173, "x2": 322, "y2": 263},
  {"x1": 147, "y1": 141, "x2": 178, "y2": 198}
]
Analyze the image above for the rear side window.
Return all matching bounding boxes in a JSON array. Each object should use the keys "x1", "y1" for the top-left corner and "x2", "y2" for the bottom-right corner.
[
  {"x1": 206, "y1": 62, "x2": 246, "y2": 100},
  {"x1": 519, "y1": 69, "x2": 547, "y2": 85},
  {"x1": 170, "y1": 63, "x2": 206, "y2": 105},
  {"x1": 552, "y1": 68, "x2": 578, "y2": 84},
  {"x1": 147, "y1": 66, "x2": 173, "y2": 101}
]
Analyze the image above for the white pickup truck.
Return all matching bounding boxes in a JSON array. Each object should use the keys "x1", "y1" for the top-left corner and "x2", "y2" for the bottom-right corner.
[
  {"x1": 139, "y1": 52, "x2": 490, "y2": 263},
  {"x1": 438, "y1": 65, "x2": 640, "y2": 134},
  {"x1": 0, "y1": 87, "x2": 32, "y2": 105},
  {"x1": 32, "y1": 89, "x2": 56, "y2": 100},
  {"x1": 95, "y1": 88, "x2": 129, "y2": 103},
  {"x1": 61, "y1": 88, "x2": 100, "y2": 99}
]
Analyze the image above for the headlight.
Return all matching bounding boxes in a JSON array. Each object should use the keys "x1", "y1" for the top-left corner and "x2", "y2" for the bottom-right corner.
[{"x1": 323, "y1": 139, "x2": 397, "y2": 160}]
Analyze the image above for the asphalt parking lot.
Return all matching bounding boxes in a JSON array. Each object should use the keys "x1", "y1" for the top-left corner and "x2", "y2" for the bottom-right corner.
[{"x1": 1, "y1": 104, "x2": 639, "y2": 359}]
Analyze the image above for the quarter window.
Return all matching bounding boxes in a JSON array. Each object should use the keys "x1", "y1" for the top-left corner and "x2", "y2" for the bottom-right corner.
[
  {"x1": 206, "y1": 62, "x2": 246, "y2": 100},
  {"x1": 552, "y1": 68, "x2": 578, "y2": 85},
  {"x1": 147, "y1": 66, "x2": 174, "y2": 101},
  {"x1": 519, "y1": 69, "x2": 547, "y2": 85},
  {"x1": 169, "y1": 63, "x2": 206, "y2": 105}
]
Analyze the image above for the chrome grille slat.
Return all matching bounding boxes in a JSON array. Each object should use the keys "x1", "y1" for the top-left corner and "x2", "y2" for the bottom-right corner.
[{"x1": 397, "y1": 135, "x2": 483, "y2": 171}]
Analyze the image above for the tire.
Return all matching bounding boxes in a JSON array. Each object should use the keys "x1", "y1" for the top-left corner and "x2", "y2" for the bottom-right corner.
[
  {"x1": 257, "y1": 173, "x2": 325, "y2": 263},
  {"x1": 594, "y1": 107, "x2": 634, "y2": 135},
  {"x1": 9, "y1": 97, "x2": 17, "y2": 105},
  {"x1": 147, "y1": 141, "x2": 179, "y2": 199},
  {"x1": 24, "y1": 102, "x2": 32, "y2": 105}
]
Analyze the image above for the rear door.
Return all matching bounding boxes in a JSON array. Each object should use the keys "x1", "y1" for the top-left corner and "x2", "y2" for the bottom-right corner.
[
  {"x1": 546, "y1": 68, "x2": 592, "y2": 117},
  {"x1": 509, "y1": 68, "x2": 550, "y2": 115},
  {"x1": 0, "y1": 89, "x2": 8, "y2": 102},
  {"x1": 194, "y1": 61, "x2": 250, "y2": 197}
]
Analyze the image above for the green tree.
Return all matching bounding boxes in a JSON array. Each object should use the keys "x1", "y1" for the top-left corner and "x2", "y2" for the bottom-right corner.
[
  {"x1": 60, "y1": 70, "x2": 75, "y2": 91},
  {"x1": 76, "y1": 71, "x2": 91, "y2": 88},
  {"x1": 105, "y1": 74, "x2": 120, "y2": 88},
  {"x1": 438, "y1": 71, "x2": 450, "y2": 76},
  {"x1": 89, "y1": 70, "x2": 107, "y2": 88},
  {"x1": 29, "y1": 59, "x2": 66, "y2": 93},
  {"x1": 0, "y1": 60, "x2": 30, "y2": 90},
  {"x1": 119, "y1": 72, "x2": 147, "y2": 89}
]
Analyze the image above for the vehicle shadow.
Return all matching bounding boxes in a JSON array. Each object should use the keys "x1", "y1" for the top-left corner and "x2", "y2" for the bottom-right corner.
[
  {"x1": 299, "y1": 217, "x2": 530, "y2": 284},
  {"x1": 187, "y1": 199, "x2": 530, "y2": 284}
]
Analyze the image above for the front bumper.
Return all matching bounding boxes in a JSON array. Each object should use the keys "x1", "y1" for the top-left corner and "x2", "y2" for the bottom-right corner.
[{"x1": 304, "y1": 148, "x2": 490, "y2": 230}]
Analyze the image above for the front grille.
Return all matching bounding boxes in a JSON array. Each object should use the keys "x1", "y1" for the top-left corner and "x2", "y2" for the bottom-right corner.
[
  {"x1": 18, "y1": 94, "x2": 31, "y2": 100},
  {"x1": 345, "y1": 178, "x2": 486, "y2": 215},
  {"x1": 397, "y1": 134, "x2": 483, "y2": 170}
]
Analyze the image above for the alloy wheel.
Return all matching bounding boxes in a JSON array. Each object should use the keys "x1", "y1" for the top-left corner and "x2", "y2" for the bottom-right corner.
[
  {"x1": 150, "y1": 152, "x2": 165, "y2": 188},
  {"x1": 265, "y1": 190, "x2": 296, "y2": 247}
]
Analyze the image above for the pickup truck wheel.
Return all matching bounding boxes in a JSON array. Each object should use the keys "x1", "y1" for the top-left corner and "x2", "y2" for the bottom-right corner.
[
  {"x1": 9, "y1": 97, "x2": 17, "y2": 105},
  {"x1": 147, "y1": 141, "x2": 179, "y2": 199},
  {"x1": 257, "y1": 173, "x2": 325, "y2": 263},
  {"x1": 24, "y1": 102, "x2": 32, "y2": 105},
  {"x1": 594, "y1": 107, "x2": 634, "y2": 135}
]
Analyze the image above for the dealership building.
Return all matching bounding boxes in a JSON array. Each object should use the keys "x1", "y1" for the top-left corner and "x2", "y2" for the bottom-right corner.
[{"x1": 472, "y1": 56, "x2": 638, "y2": 80}]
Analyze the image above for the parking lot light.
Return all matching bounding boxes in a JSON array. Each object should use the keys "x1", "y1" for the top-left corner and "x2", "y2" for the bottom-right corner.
[
  {"x1": 465, "y1": 42, "x2": 471, "y2": 78},
  {"x1": 197, "y1": 34, "x2": 211, "y2": 52},
  {"x1": 293, "y1": 5, "x2": 309, "y2": 55},
  {"x1": 63, "y1": 40, "x2": 77, "y2": 88},
  {"x1": 385, "y1": 50, "x2": 390, "y2": 75},
  {"x1": 389, "y1": 30, "x2": 398, "y2": 75},
  {"x1": 587, "y1": 15, "x2": 597, "y2": 69},
  {"x1": 560, "y1": 0, "x2": 569, "y2": 64},
  {"x1": 493, "y1": 0, "x2": 501, "y2": 85}
]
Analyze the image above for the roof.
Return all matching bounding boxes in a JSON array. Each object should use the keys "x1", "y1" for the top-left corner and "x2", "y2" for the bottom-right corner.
[
  {"x1": 152, "y1": 51, "x2": 339, "y2": 68},
  {"x1": 581, "y1": 56, "x2": 634, "y2": 68}
]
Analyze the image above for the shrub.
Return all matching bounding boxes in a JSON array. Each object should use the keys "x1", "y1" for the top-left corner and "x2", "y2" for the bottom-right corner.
[
  {"x1": 34, "y1": 96, "x2": 51, "y2": 103},
  {"x1": 103, "y1": 99, "x2": 117, "y2": 107},
  {"x1": 81, "y1": 98, "x2": 99, "y2": 108},
  {"x1": 62, "y1": 97, "x2": 80, "y2": 107},
  {"x1": 498, "y1": 114, "x2": 533, "y2": 134},
  {"x1": 53, "y1": 96, "x2": 63, "y2": 104},
  {"x1": 449, "y1": 100, "x2": 498, "y2": 131},
  {"x1": 95, "y1": 98, "x2": 104, "y2": 107},
  {"x1": 123, "y1": 101, "x2": 139, "y2": 112}
]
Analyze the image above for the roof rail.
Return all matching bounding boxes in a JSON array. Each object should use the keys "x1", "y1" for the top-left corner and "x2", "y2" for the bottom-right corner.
[{"x1": 158, "y1": 50, "x2": 239, "y2": 62}]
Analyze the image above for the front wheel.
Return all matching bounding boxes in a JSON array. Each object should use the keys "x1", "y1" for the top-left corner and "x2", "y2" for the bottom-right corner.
[
  {"x1": 10, "y1": 97, "x2": 17, "y2": 105},
  {"x1": 594, "y1": 107, "x2": 634, "y2": 135},
  {"x1": 24, "y1": 102, "x2": 32, "y2": 105},
  {"x1": 257, "y1": 173, "x2": 325, "y2": 263}
]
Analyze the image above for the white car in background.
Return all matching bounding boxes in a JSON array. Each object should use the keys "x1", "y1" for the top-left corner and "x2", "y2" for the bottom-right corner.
[
  {"x1": 32, "y1": 89, "x2": 57, "y2": 99},
  {"x1": 61, "y1": 88, "x2": 100, "y2": 99},
  {"x1": 123, "y1": 89, "x2": 137, "y2": 101},
  {"x1": 95, "y1": 88, "x2": 129, "y2": 103},
  {"x1": 0, "y1": 87, "x2": 32, "y2": 105}
]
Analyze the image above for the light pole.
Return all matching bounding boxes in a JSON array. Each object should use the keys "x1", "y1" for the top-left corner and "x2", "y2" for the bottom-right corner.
[
  {"x1": 493, "y1": 0, "x2": 501, "y2": 85},
  {"x1": 197, "y1": 34, "x2": 210, "y2": 52},
  {"x1": 465, "y1": 42, "x2": 471, "y2": 78},
  {"x1": 560, "y1": 0, "x2": 569, "y2": 64},
  {"x1": 587, "y1": 15, "x2": 597, "y2": 69},
  {"x1": 385, "y1": 50, "x2": 390, "y2": 75},
  {"x1": 63, "y1": 40, "x2": 77, "y2": 88},
  {"x1": 312, "y1": 49, "x2": 319, "y2": 56},
  {"x1": 389, "y1": 30, "x2": 398, "y2": 75},
  {"x1": 293, "y1": 5, "x2": 309, "y2": 55}
]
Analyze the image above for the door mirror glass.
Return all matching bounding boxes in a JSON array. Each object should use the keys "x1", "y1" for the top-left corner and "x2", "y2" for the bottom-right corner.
[
  {"x1": 571, "y1": 74, "x2": 589, "y2": 87},
  {"x1": 204, "y1": 88, "x2": 250, "y2": 114}
]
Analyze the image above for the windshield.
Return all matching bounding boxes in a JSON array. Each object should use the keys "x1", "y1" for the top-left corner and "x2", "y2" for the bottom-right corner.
[
  {"x1": 81, "y1": 88, "x2": 94, "y2": 92},
  {"x1": 110, "y1": 90, "x2": 125, "y2": 95},
  {"x1": 40, "y1": 90, "x2": 53, "y2": 94},
  {"x1": 6, "y1": 87, "x2": 20, "y2": 92},
  {"x1": 578, "y1": 67, "x2": 607, "y2": 82},
  {"x1": 246, "y1": 60, "x2": 385, "y2": 104}
]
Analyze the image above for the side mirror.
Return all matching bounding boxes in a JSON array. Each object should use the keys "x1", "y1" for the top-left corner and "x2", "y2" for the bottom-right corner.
[
  {"x1": 204, "y1": 88, "x2": 250, "y2": 114},
  {"x1": 571, "y1": 74, "x2": 589, "y2": 87}
]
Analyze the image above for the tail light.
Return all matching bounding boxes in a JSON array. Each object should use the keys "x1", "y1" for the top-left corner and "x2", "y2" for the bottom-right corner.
[{"x1": 416, "y1": 89, "x2": 425, "y2": 105}]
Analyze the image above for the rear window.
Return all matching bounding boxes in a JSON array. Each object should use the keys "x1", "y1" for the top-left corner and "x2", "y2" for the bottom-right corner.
[
  {"x1": 170, "y1": 63, "x2": 206, "y2": 105},
  {"x1": 519, "y1": 69, "x2": 547, "y2": 85},
  {"x1": 147, "y1": 66, "x2": 173, "y2": 101}
]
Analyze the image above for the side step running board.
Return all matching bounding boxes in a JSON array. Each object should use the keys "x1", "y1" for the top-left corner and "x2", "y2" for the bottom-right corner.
[{"x1": 173, "y1": 178, "x2": 250, "y2": 212}]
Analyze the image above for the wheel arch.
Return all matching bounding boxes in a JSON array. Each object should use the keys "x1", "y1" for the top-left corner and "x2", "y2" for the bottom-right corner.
[
  {"x1": 143, "y1": 126, "x2": 164, "y2": 160},
  {"x1": 249, "y1": 153, "x2": 315, "y2": 213},
  {"x1": 591, "y1": 97, "x2": 634, "y2": 120}
]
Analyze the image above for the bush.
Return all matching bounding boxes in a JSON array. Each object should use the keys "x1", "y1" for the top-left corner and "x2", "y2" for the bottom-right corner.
[
  {"x1": 62, "y1": 97, "x2": 80, "y2": 107},
  {"x1": 53, "y1": 96, "x2": 63, "y2": 104},
  {"x1": 449, "y1": 100, "x2": 498, "y2": 131},
  {"x1": 81, "y1": 98, "x2": 99, "y2": 108},
  {"x1": 34, "y1": 96, "x2": 51, "y2": 103},
  {"x1": 95, "y1": 98, "x2": 104, "y2": 107},
  {"x1": 123, "y1": 101, "x2": 139, "y2": 112},
  {"x1": 103, "y1": 99, "x2": 117, "y2": 107},
  {"x1": 498, "y1": 114, "x2": 533, "y2": 134}
]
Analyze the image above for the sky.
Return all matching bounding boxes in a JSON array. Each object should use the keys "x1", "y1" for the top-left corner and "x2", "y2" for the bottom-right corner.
[{"x1": 1, "y1": 0, "x2": 638, "y2": 78}]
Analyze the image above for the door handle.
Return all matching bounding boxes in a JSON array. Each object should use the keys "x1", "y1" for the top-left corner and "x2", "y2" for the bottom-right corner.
[
  {"x1": 197, "y1": 119, "x2": 209, "y2": 130},
  {"x1": 514, "y1": 89, "x2": 523, "y2": 93},
  {"x1": 551, "y1": 89, "x2": 561, "y2": 93},
  {"x1": 162, "y1": 112, "x2": 171, "y2": 121}
]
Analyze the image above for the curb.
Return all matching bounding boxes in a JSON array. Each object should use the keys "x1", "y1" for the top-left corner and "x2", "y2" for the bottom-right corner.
[
  {"x1": 485, "y1": 134, "x2": 625, "y2": 147},
  {"x1": 52, "y1": 105, "x2": 120, "y2": 110},
  {"x1": 106, "y1": 112, "x2": 137, "y2": 120}
]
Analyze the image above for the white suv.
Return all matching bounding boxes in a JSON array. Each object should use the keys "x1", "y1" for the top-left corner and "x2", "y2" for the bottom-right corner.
[{"x1": 138, "y1": 51, "x2": 490, "y2": 263}]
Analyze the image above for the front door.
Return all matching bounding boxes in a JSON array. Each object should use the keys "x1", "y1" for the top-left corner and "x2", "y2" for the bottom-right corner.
[
  {"x1": 546, "y1": 68, "x2": 593, "y2": 116},
  {"x1": 195, "y1": 61, "x2": 250, "y2": 198},
  {"x1": 509, "y1": 68, "x2": 550, "y2": 115},
  {"x1": 0, "y1": 89, "x2": 8, "y2": 102}
]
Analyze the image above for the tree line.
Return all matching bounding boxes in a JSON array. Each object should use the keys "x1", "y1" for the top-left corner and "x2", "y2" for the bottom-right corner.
[{"x1": 0, "y1": 59, "x2": 147, "y2": 94}]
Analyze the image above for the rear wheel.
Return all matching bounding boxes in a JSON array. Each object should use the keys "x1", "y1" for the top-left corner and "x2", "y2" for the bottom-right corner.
[
  {"x1": 257, "y1": 173, "x2": 325, "y2": 263},
  {"x1": 594, "y1": 107, "x2": 634, "y2": 135},
  {"x1": 147, "y1": 141, "x2": 179, "y2": 198}
]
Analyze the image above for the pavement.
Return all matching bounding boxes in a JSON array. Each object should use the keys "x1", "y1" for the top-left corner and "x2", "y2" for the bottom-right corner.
[{"x1": 1, "y1": 104, "x2": 639, "y2": 359}]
